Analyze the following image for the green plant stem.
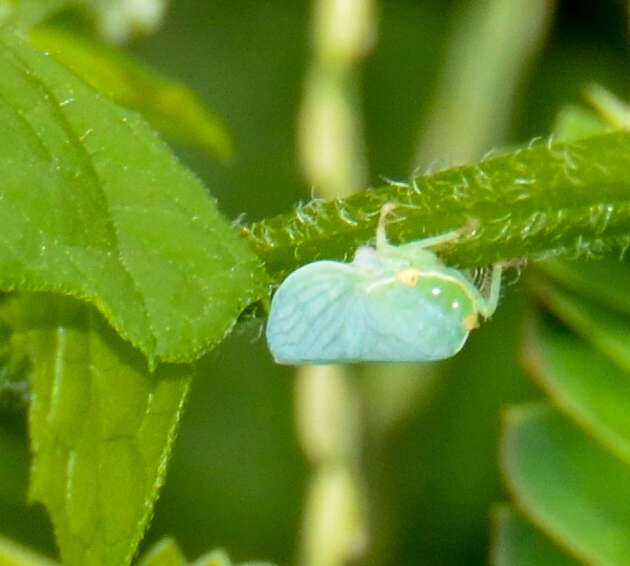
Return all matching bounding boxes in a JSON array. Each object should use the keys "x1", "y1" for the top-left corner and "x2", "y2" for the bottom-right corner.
[{"x1": 245, "y1": 132, "x2": 630, "y2": 282}]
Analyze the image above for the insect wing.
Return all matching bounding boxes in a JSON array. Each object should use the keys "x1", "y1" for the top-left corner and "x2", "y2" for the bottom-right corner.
[{"x1": 266, "y1": 261, "x2": 367, "y2": 364}]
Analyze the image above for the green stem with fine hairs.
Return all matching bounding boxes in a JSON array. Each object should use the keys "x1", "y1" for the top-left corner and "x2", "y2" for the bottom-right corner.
[{"x1": 245, "y1": 132, "x2": 630, "y2": 283}]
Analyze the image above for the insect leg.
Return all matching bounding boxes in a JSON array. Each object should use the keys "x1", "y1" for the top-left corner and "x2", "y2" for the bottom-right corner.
[
  {"x1": 377, "y1": 203, "x2": 478, "y2": 253},
  {"x1": 376, "y1": 202, "x2": 398, "y2": 251},
  {"x1": 413, "y1": 217, "x2": 481, "y2": 250},
  {"x1": 408, "y1": 229, "x2": 467, "y2": 250},
  {"x1": 477, "y1": 262, "x2": 503, "y2": 318}
]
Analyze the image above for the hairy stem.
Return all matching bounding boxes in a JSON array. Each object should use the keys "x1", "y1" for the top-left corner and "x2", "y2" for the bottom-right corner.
[{"x1": 245, "y1": 132, "x2": 630, "y2": 282}]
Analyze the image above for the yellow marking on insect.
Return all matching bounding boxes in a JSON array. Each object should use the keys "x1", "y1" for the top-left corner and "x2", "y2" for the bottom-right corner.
[
  {"x1": 396, "y1": 268, "x2": 421, "y2": 286},
  {"x1": 463, "y1": 314, "x2": 479, "y2": 330}
]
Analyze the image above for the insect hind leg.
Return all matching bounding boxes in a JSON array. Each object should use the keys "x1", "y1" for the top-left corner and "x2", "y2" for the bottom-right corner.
[
  {"x1": 376, "y1": 203, "x2": 478, "y2": 253},
  {"x1": 477, "y1": 262, "x2": 503, "y2": 318}
]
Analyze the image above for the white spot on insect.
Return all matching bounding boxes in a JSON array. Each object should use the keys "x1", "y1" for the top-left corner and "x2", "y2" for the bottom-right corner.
[
  {"x1": 452, "y1": 301, "x2": 460, "y2": 309},
  {"x1": 432, "y1": 287, "x2": 441, "y2": 296}
]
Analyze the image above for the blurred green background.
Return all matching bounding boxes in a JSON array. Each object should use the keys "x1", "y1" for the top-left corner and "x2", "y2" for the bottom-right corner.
[{"x1": 2, "y1": 1, "x2": 630, "y2": 564}]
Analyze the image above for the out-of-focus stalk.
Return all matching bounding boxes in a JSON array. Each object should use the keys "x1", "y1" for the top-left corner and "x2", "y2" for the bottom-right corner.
[
  {"x1": 298, "y1": 0, "x2": 375, "y2": 198},
  {"x1": 363, "y1": 1, "x2": 556, "y2": 561},
  {"x1": 296, "y1": 1, "x2": 375, "y2": 566},
  {"x1": 415, "y1": 0, "x2": 556, "y2": 168}
]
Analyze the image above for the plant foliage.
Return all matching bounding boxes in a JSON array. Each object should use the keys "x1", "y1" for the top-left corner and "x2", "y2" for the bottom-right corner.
[
  {"x1": 1, "y1": 2, "x2": 630, "y2": 566},
  {"x1": 493, "y1": 103, "x2": 630, "y2": 564}
]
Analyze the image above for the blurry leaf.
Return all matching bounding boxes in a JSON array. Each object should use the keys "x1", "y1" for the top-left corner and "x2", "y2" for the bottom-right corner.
[
  {"x1": 501, "y1": 261, "x2": 630, "y2": 564},
  {"x1": 0, "y1": 534, "x2": 276, "y2": 566},
  {"x1": 415, "y1": 0, "x2": 555, "y2": 166},
  {"x1": 29, "y1": 25, "x2": 234, "y2": 160},
  {"x1": 539, "y1": 257, "x2": 630, "y2": 318},
  {"x1": 192, "y1": 549, "x2": 232, "y2": 566},
  {"x1": 0, "y1": 0, "x2": 167, "y2": 42},
  {"x1": 136, "y1": 537, "x2": 185, "y2": 566},
  {"x1": 0, "y1": 32, "x2": 265, "y2": 365},
  {"x1": 194, "y1": 549, "x2": 274, "y2": 566},
  {"x1": 553, "y1": 85, "x2": 630, "y2": 144},
  {"x1": 135, "y1": 537, "x2": 275, "y2": 566},
  {"x1": 246, "y1": 131, "x2": 630, "y2": 283},
  {"x1": 491, "y1": 505, "x2": 581, "y2": 566},
  {"x1": 496, "y1": 87, "x2": 630, "y2": 564},
  {"x1": 523, "y1": 313, "x2": 630, "y2": 465},
  {"x1": 0, "y1": 1, "x2": 9, "y2": 26},
  {"x1": 501, "y1": 404, "x2": 630, "y2": 566},
  {"x1": 531, "y1": 276, "x2": 630, "y2": 372},
  {"x1": 84, "y1": 0, "x2": 169, "y2": 44},
  {"x1": 0, "y1": 534, "x2": 58, "y2": 566},
  {"x1": 552, "y1": 105, "x2": 610, "y2": 143},
  {"x1": 0, "y1": 0, "x2": 70, "y2": 32},
  {"x1": 24, "y1": 294, "x2": 192, "y2": 566},
  {"x1": 585, "y1": 84, "x2": 630, "y2": 131}
]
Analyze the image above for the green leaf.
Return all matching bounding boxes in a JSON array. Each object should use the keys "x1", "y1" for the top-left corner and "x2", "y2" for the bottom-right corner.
[
  {"x1": 23, "y1": 294, "x2": 192, "y2": 566},
  {"x1": 191, "y1": 549, "x2": 232, "y2": 566},
  {"x1": 523, "y1": 312, "x2": 630, "y2": 466},
  {"x1": 136, "y1": 538, "x2": 185, "y2": 566},
  {"x1": 134, "y1": 538, "x2": 275, "y2": 566},
  {"x1": 0, "y1": 32, "x2": 265, "y2": 365},
  {"x1": 585, "y1": 84, "x2": 630, "y2": 131},
  {"x1": 531, "y1": 275, "x2": 630, "y2": 373},
  {"x1": 192, "y1": 549, "x2": 274, "y2": 566},
  {"x1": 539, "y1": 257, "x2": 630, "y2": 318},
  {"x1": 246, "y1": 131, "x2": 630, "y2": 282},
  {"x1": 81, "y1": 0, "x2": 168, "y2": 43},
  {"x1": 552, "y1": 85, "x2": 630, "y2": 144},
  {"x1": 0, "y1": 535, "x2": 275, "y2": 566},
  {"x1": 491, "y1": 506, "x2": 581, "y2": 566},
  {"x1": 552, "y1": 105, "x2": 610, "y2": 143},
  {"x1": 0, "y1": 534, "x2": 59, "y2": 566},
  {"x1": 502, "y1": 404, "x2": 630, "y2": 566},
  {"x1": 29, "y1": 26, "x2": 234, "y2": 160},
  {"x1": 493, "y1": 89, "x2": 630, "y2": 565},
  {"x1": 0, "y1": 0, "x2": 71, "y2": 32}
]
